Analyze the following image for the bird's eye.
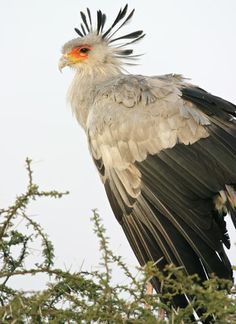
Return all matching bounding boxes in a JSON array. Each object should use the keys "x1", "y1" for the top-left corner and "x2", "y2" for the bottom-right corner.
[{"x1": 80, "y1": 47, "x2": 90, "y2": 53}]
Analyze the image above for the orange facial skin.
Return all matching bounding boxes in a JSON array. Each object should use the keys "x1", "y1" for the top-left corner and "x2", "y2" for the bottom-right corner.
[{"x1": 67, "y1": 45, "x2": 92, "y2": 62}]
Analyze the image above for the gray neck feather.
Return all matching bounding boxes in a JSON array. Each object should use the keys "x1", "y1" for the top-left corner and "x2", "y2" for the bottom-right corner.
[{"x1": 68, "y1": 64, "x2": 122, "y2": 129}]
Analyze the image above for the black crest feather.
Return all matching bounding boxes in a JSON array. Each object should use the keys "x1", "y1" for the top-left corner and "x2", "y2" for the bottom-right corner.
[
  {"x1": 74, "y1": 27, "x2": 84, "y2": 37},
  {"x1": 80, "y1": 11, "x2": 90, "y2": 32},
  {"x1": 74, "y1": 4, "x2": 145, "y2": 58},
  {"x1": 80, "y1": 23, "x2": 86, "y2": 36},
  {"x1": 86, "y1": 8, "x2": 92, "y2": 29},
  {"x1": 109, "y1": 30, "x2": 143, "y2": 43}
]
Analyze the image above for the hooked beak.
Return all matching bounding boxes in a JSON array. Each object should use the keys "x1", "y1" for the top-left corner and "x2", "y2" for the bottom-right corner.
[{"x1": 58, "y1": 55, "x2": 70, "y2": 72}]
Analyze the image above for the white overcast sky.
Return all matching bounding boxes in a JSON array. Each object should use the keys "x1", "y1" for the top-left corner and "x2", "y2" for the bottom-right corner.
[{"x1": 0, "y1": 0, "x2": 236, "y2": 290}]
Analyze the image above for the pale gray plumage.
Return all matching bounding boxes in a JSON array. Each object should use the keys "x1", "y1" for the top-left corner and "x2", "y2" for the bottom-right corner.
[{"x1": 60, "y1": 4, "x2": 236, "y2": 314}]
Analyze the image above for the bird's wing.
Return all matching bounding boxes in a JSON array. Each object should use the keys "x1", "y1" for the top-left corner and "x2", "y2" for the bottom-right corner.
[{"x1": 87, "y1": 74, "x2": 236, "y2": 287}]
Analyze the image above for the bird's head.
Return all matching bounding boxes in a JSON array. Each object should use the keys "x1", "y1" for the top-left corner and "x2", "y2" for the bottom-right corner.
[{"x1": 59, "y1": 4, "x2": 145, "y2": 73}]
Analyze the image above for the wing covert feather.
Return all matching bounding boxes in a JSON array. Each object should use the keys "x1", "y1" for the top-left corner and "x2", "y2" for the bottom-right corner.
[{"x1": 88, "y1": 75, "x2": 209, "y2": 169}]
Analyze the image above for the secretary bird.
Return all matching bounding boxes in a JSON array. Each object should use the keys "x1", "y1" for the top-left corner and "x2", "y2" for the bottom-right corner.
[{"x1": 59, "y1": 4, "x2": 236, "y2": 319}]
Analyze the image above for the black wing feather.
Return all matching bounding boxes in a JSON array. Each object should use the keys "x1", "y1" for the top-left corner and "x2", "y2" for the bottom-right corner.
[
  {"x1": 181, "y1": 87, "x2": 236, "y2": 120},
  {"x1": 92, "y1": 86, "x2": 236, "y2": 311}
]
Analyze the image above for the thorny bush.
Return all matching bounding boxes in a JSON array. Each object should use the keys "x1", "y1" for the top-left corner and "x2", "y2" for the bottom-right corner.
[{"x1": 0, "y1": 159, "x2": 235, "y2": 323}]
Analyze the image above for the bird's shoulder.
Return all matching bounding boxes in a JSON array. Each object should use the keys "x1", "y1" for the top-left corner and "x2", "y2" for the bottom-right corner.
[
  {"x1": 87, "y1": 73, "x2": 210, "y2": 170},
  {"x1": 94, "y1": 73, "x2": 184, "y2": 108}
]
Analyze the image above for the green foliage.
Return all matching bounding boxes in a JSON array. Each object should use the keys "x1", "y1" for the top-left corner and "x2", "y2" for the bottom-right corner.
[{"x1": 0, "y1": 159, "x2": 235, "y2": 323}]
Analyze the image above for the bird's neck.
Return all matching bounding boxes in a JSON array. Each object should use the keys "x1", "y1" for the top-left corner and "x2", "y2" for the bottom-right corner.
[{"x1": 68, "y1": 64, "x2": 122, "y2": 129}]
